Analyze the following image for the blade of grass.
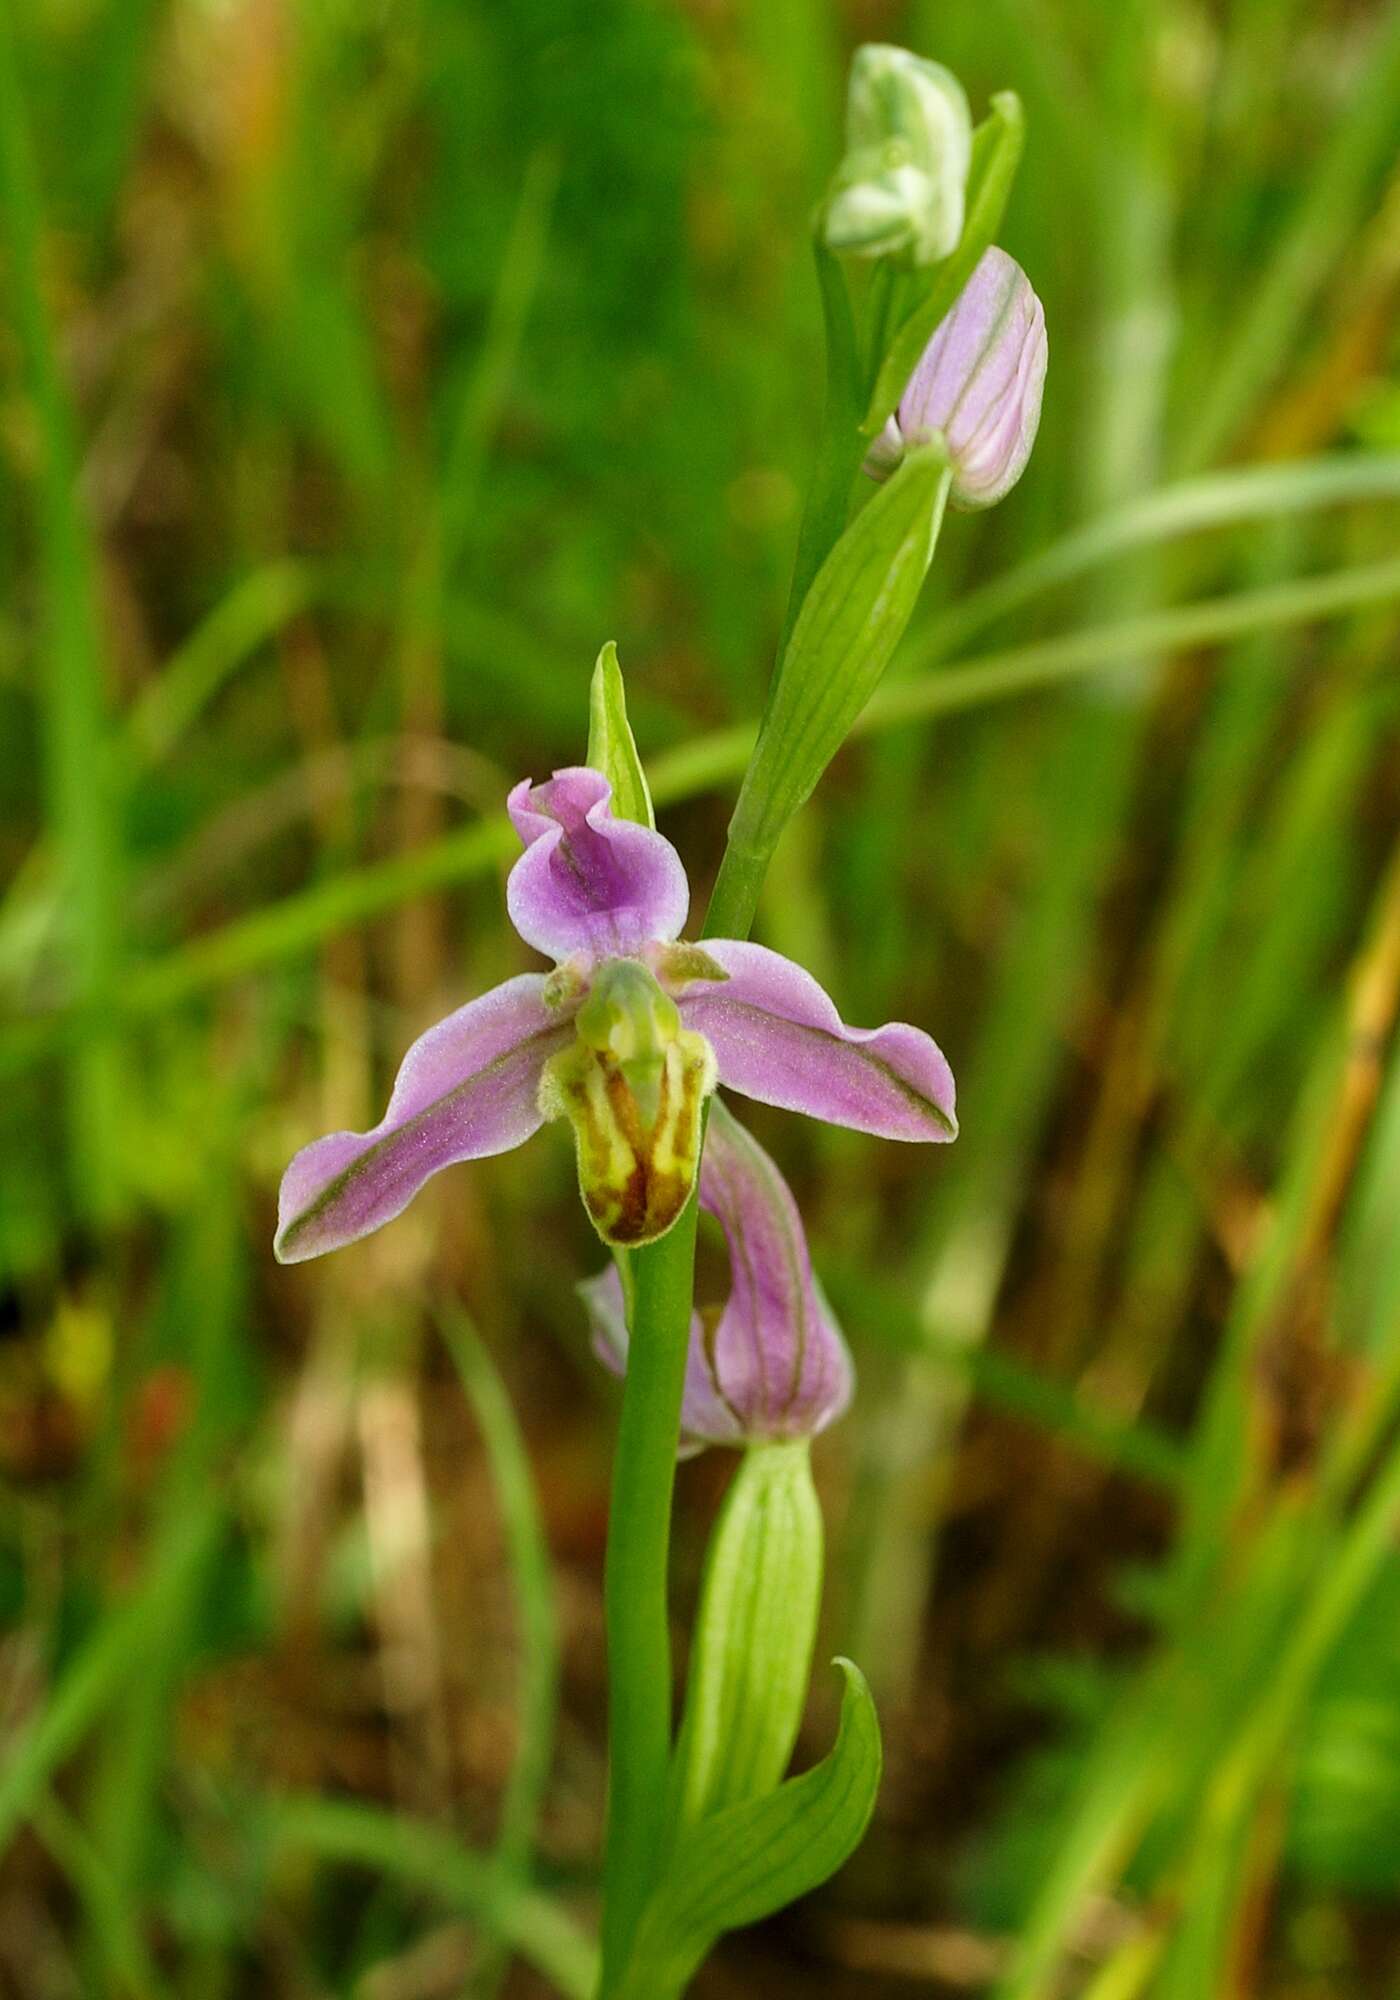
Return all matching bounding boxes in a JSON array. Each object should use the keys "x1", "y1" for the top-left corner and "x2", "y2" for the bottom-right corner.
[
  {"x1": 30, "y1": 1788, "x2": 174, "y2": 2000},
  {"x1": 265, "y1": 1795, "x2": 598, "y2": 2000},
  {"x1": 1175, "y1": 4, "x2": 1400, "y2": 472},
  {"x1": 3, "y1": 552, "x2": 1396, "y2": 1062},
  {"x1": 0, "y1": 5, "x2": 123, "y2": 1216},
  {"x1": 437, "y1": 1304, "x2": 561, "y2": 1997},
  {"x1": 0, "y1": 1500, "x2": 220, "y2": 1854},
  {"x1": 440, "y1": 147, "x2": 559, "y2": 566},
  {"x1": 86, "y1": 1149, "x2": 249, "y2": 1939},
  {"x1": 933, "y1": 454, "x2": 1400, "y2": 658},
  {"x1": 125, "y1": 560, "x2": 318, "y2": 769}
]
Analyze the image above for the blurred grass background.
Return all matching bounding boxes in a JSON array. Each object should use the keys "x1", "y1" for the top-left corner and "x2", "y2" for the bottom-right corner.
[{"x1": 4, "y1": 0, "x2": 1400, "y2": 1993}]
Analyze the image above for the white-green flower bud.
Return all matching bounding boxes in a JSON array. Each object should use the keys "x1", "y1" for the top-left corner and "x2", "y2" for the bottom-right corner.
[{"x1": 824, "y1": 45, "x2": 972, "y2": 268}]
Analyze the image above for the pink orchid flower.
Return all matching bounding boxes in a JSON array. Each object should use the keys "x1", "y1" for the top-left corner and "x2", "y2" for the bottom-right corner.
[{"x1": 275, "y1": 767, "x2": 955, "y2": 1261}]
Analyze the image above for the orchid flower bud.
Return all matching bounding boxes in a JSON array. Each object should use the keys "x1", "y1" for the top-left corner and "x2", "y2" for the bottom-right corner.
[
  {"x1": 864, "y1": 245, "x2": 1047, "y2": 509},
  {"x1": 824, "y1": 45, "x2": 972, "y2": 268},
  {"x1": 582, "y1": 1099, "x2": 853, "y2": 1449}
]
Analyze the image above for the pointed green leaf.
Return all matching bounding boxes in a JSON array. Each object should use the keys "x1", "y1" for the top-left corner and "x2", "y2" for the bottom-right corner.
[
  {"x1": 587, "y1": 641, "x2": 655, "y2": 828},
  {"x1": 865, "y1": 91, "x2": 1026, "y2": 436},
  {"x1": 617, "y1": 1660, "x2": 882, "y2": 1999},
  {"x1": 728, "y1": 445, "x2": 949, "y2": 859}
]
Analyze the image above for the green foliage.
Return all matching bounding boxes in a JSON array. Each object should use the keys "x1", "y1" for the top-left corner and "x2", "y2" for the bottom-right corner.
[
  {"x1": 618, "y1": 1661, "x2": 881, "y2": 2000},
  {"x1": 729, "y1": 444, "x2": 950, "y2": 861}
]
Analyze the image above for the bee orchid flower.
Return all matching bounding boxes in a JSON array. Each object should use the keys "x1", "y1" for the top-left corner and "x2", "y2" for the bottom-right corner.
[{"x1": 275, "y1": 766, "x2": 956, "y2": 1261}]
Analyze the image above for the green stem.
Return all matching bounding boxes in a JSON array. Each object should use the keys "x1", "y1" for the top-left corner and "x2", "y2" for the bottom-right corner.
[
  {"x1": 775, "y1": 238, "x2": 863, "y2": 663},
  {"x1": 597, "y1": 1195, "x2": 702, "y2": 1992},
  {"x1": 703, "y1": 842, "x2": 771, "y2": 944},
  {"x1": 596, "y1": 829, "x2": 774, "y2": 1992}
]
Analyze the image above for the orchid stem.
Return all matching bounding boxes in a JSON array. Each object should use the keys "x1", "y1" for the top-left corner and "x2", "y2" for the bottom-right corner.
[
  {"x1": 597, "y1": 1194, "x2": 701, "y2": 1992},
  {"x1": 597, "y1": 837, "x2": 776, "y2": 1994},
  {"x1": 775, "y1": 237, "x2": 863, "y2": 663},
  {"x1": 703, "y1": 842, "x2": 771, "y2": 944},
  {"x1": 597, "y1": 841, "x2": 777, "y2": 1991}
]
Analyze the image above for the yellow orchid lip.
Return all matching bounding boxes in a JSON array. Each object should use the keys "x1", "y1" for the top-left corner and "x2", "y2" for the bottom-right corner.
[{"x1": 540, "y1": 1025, "x2": 717, "y2": 1249}]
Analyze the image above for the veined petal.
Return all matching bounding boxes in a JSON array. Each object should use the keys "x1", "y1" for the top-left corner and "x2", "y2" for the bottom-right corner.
[
  {"x1": 701, "y1": 1100, "x2": 852, "y2": 1441},
  {"x1": 506, "y1": 766, "x2": 689, "y2": 963},
  {"x1": 894, "y1": 246, "x2": 1047, "y2": 510},
  {"x1": 676, "y1": 941, "x2": 956, "y2": 1142},
  {"x1": 275, "y1": 975, "x2": 570, "y2": 1263}
]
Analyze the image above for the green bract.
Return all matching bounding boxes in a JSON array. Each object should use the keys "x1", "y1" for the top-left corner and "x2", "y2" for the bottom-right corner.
[
  {"x1": 615, "y1": 1662, "x2": 882, "y2": 2000},
  {"x1": 666, "y1": 1440, "x2": 824, "y2": 1828},
  {"x1": 728, "y1": 442, "x2": 950, "y2": 862}
]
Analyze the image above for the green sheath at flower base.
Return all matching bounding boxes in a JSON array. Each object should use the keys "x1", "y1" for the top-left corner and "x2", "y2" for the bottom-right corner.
[
  {"x1": 667, "y1": 1439, "x2": 824, "y2": 1832},
  {"x1": 540, "y1": 960, "x2": 717, "y2": 1247}
]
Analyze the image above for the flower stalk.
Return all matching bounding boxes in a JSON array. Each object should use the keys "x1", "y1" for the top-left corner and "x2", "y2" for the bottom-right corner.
[{"x1": 598, "y1": 1194, "x2": 702, "y2": 1985}]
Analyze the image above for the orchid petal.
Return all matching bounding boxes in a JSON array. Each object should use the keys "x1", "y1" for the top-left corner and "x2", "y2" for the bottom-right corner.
[
  {"x1": 676, "y1": 942, "x2": 956, "y2": 1142},
  {"x1": 701, "y1": 1100, "x2": 852, "y2": 1441},
  {"x1": 506, "y1": 766, "x2": 689, "y2": 963},
  {"x1": 275, "y1": 975, "x2": 571, "y2": 1263},
  {"x1": 895, "y1": 246, "x2": 1047, "y2": 510}
]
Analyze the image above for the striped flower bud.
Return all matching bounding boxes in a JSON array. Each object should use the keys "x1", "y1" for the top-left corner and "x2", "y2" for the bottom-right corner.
[
  {"x1": 824, "y1": 45, "x2": 972, "y2": 268},
  {"x1": 865, "y1": 245, "x2": 1047, "y2": 508}
]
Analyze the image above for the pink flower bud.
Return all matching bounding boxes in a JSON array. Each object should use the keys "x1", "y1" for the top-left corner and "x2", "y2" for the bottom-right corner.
[{"x1": 867, "y1": 246, "x2": 1047, "y2": 509}]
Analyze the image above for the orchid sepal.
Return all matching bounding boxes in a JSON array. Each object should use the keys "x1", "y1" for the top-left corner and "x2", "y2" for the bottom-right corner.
[{"x1": 274, "y1": 975, "x2": 572, "y2": 1265}]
